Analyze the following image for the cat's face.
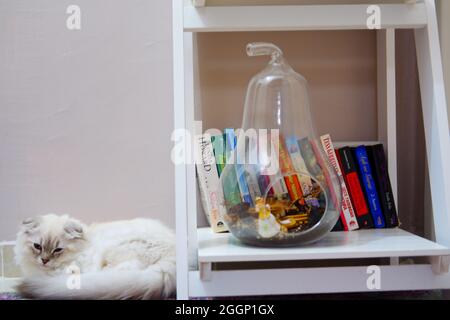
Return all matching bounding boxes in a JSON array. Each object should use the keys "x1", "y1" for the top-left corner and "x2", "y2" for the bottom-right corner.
[{"x1": 17, "y1": 214, "x2": 86, "y2": 271}]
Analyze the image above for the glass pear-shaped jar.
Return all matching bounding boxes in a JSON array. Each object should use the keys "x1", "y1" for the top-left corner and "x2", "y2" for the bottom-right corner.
[{"x1": 219, "y1": 43, "x2": 341, "y2": 247}]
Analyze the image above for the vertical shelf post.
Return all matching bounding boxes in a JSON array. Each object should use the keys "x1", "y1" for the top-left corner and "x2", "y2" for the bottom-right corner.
[
  {"x1": 184, "y1": 32, "x2": 200, "y2": 271},
  {"x1": 173, "y1": 0, "x2": 190, "y2": 300},
  {"x1": 377, "y1": 28, "x2": 398, "y2": 206},
  {"x1": 176, "y1": 0, "x2": 450, "y2": 298},
  {"x1": 415, "y1": 0, "x2": 450, "y2": 247}
]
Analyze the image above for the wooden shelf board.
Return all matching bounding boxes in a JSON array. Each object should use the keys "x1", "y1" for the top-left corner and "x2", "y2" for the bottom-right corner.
[
  {"x1": 197, "y1": 227, "x2": 450, "y2": 263},
  {"x1": 184, "y1": 4, "x2": 428, "y2": 32}
]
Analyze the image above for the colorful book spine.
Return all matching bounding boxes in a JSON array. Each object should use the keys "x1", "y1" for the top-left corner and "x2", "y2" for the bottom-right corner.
[
  {"x1": 285, "y1": 136, "x2": 314, "y2": 195},
  {"x1": 225, "y1": 129, "x2": 253, "y2": 206},
  {"x1": 285, "y1": 136, "x2": 310, "y2": 174},
  {"x1": 353, "y1": 146, "x2": 386, "y2": 228},
  {"x1": 270, "y1": 134, "x2": 295, "y2": 199},
  {"x1": 283, "y1": 175, "x2": 304, "y2": 203},
  {"x1": 310, "y1": 139, "x2": 343, "y2": 219},
  {"x1": 245, "y1": 164, "x2": 262, "y2": 204},
  {"x1": 211, "y1": 134, "x2": 226, "y2": 176},
  {"x1": 265, "y1": 133, "x2": 287, "y2": 198},
  {"x1": 320, "y1": 134, "x2": 359, "y2": 231},
  {"x1": 269, "y1": 171, "x2": 290, "y2": 200},
  {"x1": 242, "y1": 135, "x2": 263, "y2": 202},
  {"x1": 367, "y1": 144, "x2": 399, "y2": 228},
  {"x1": 275, "y1": 134, "x2": 305, "y2": 203},
  {"x1": 297, "y1": 137, "x2": 341, "y2": 231},
  {"x1": 298, "y1": 138, "x2": 324, "y2": 178},
  {"x1": 222, "y1": 130, "x2": 242, "y2": 210},
  {"x1": 195, "y1": 134, "x2": 228, "y2": 233},
  {"x1": 337, "y1": 147, "x2": 373, "y2": 229}
]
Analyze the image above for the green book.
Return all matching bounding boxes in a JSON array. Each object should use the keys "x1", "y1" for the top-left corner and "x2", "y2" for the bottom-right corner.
[
  {"x1": 222, "y1": 129, "x2": 242, "y2": 209},
  {"x1": 211, "y1": 135, "x2": 226, "y2": 176}
]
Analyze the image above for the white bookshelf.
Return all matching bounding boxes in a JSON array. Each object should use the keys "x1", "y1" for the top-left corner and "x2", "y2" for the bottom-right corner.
[
  {"x1": 173, "y1": 0, "x2": 450, "y2": 299},
  {"x1": 197, "y1": 228, "x2": 449, "y2": 263},
  {"x1": 184, "y1": 3, "x2": 427, "y2": 32}
]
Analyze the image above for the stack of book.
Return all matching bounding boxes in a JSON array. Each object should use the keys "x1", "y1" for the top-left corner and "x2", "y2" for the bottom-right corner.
[
  {"x1": 195, "y1": 130, "x2": 399, "y2": 233},
  {"x1": 321, "y1": 134, "x2": 399, "y2": 231}
]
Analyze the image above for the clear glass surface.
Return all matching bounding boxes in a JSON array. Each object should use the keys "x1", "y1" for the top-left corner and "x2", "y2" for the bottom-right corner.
[{"x1": 220, "y1": 43, "x2": 341, "y2": 246}]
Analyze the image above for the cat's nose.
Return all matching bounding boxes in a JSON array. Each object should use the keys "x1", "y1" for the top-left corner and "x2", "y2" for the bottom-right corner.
[{"x1": 41, "y1": 258, "x2": 49, "y2": 265}]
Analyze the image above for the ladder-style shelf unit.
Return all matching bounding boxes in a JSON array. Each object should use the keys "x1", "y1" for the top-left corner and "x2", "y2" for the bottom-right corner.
[{"x1": 173, "y1": 0, "x2": 450, "y2": 299}]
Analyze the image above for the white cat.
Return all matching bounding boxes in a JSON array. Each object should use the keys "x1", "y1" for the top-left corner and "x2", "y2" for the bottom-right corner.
[{"x1": 14, "y1": 214, "x2": 176, "y2": 299}]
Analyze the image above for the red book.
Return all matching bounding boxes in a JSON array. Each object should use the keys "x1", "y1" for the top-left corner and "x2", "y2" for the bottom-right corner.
[{"x1": 336, "y1": 147, "x2": 373, "y2": 228}]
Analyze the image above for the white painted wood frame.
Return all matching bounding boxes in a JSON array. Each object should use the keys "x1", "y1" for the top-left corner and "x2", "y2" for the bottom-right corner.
[
  {"x1": 184, "y1": 4, "x2": 428, "y2": 32},
  {"x1": 414, "y1": 0, "x2": 450, "y2": 249},
  {"x1": 173, "y1": 0, "x2": 189, "y2": 299},
  {"x1": 377, "y1": 29, "x2": 398, "y2": 206},
  {"x1": 173, "y1": 0, "x2": 450, "y2": 299},
  {"x1": 188, "y1": 264, "x2": 450, "y2": 298}
]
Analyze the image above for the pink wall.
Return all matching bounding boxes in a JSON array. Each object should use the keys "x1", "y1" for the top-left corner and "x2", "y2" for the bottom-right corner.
[{"x1": 0, "y1": 0, "x2": 174, "y2": 240}]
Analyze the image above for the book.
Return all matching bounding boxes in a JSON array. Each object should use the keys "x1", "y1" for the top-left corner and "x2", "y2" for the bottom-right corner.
[
  {"x1": 337, "y1": 147, "x2": 373, "y2": 228},
  {"x1": 298, "y1": 137, "x2": 324, "y2": 179},
  {"x1": 285, "y1": 136, "x2": 314, "y2": 196},
  {"x1": 194, "y1": 134, "x2": 228, "y2": 233},
  {"x1": 257, "y1": 131, "x2": 289, "y2": 200},
  {"x1": 225, "y1": 129, "x2": 253, "y2": 206},
  {"x1": 269, "y1": 171, "x2": 290, "y2": 200},
  {"x1": 276, "y1": 134, "x2": 305, "y2": 203},
  {"x1": 269, "y1": 135, "x2": 289, "y2": 199},
  {"x1": 211, "y1": 134, "x2": 226, "y2": 176},
  {"x1": 309, "y1": 138, "x2": 346, "y2": 228},
  {"x1": 245, "y1": 166, "x2": 262, "y2": 203},
  {"x1": 320, "y1": 134, "x2": 359, "y2": 231},
  {"x1": 298, "y1": 137, "x2": 343, "y2": 230},
  {"x1": 353, "y1": 146, "x2": 386, "y2": 228},
  {"x1": 243, "y1": 135, "x2": 263, "y2": 203},
  {"x1": 367, "y1": 144, "x2": 399, "y2": 228},
  {"x1": 255, "y1": 131, "x2": 275, "y2": 197},
  {"x1": 222, "y1": 130, "x2": 242, "y2": 210}
]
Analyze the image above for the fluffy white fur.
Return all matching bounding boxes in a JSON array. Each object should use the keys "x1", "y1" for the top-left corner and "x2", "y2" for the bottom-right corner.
[{"x1": 14, "y1": 214, "x2": 176, "y2": 299}]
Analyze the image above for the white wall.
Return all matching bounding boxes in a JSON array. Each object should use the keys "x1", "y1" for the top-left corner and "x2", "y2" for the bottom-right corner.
[{"x1": 0, "y1": 0, "x2": 174, "y2": 240}]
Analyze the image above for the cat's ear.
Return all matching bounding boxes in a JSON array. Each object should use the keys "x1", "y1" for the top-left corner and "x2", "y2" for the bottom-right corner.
[
  {"x1": 21, "y1": 217, "x2": 40, "y2": 234},
  {"x1": 64, "y1": 220, "x2": 84, "y2": 239}
]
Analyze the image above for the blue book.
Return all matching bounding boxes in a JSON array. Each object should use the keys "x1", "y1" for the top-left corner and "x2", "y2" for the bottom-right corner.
[
  {"x1": 224, "y1": 129, "x2": 253, "y2": 206},
  {"x1": 353, "y1": 146, "x2": 386, "y2": 228}
]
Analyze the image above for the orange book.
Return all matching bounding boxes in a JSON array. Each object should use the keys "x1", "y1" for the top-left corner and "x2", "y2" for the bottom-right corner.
[{"x1": 273, "y1": 133, "x2": 305, "y2": 204}]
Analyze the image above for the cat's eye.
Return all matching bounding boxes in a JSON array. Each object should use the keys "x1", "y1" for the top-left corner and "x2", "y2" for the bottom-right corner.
[
  {"x1": 33, "y1": 243, "x2": 42, "y2": 250},
  {"x1": 53, "y1": 248, "x2": 63, "y2": 253}
]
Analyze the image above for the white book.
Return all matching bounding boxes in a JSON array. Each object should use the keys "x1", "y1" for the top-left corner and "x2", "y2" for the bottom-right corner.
[
  {"x1": 320, "y1": 134, "x2": 359, "y2": 231},
  {"x1": 195, "y1": 134, "x2": 228, "y2": 233}
]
